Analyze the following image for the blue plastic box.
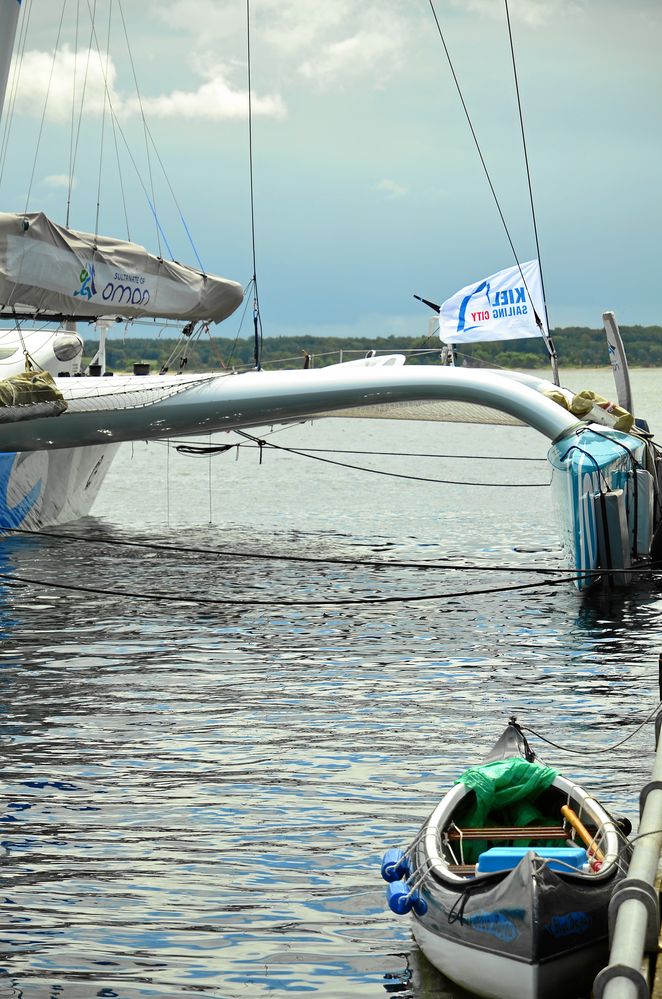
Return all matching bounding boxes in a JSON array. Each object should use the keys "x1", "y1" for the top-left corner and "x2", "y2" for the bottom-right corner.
[{"x1": 476, "y1": 845, "x2": 587, "y2": 874}]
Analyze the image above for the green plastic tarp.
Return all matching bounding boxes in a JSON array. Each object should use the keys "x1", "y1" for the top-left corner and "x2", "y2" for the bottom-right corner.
[
  {"x1": 454, "y1": 757, "x2": 559, "y2": 863},
  {"x1": 456, "y1": 756, "x2": 558, "y2": 826}
]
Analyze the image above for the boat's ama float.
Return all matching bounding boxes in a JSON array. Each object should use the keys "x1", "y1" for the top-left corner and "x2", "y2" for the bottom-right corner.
[{"x1": 0, "y1": 0, "x2": 658, "y2": 591}]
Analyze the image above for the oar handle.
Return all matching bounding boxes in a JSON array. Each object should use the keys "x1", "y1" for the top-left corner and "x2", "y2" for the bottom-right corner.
[{"x1": 561, "y1": 804, "x2": 605, "y2": 862}]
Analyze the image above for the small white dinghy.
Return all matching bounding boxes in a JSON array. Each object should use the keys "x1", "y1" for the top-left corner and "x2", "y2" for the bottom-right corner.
[{"x1": 381, "y1": 720, "x2": 631, "y2": 999}]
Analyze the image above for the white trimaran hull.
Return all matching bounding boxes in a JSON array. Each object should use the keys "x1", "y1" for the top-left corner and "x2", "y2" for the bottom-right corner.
[{"x1": 0, "y1": 444, "x2": 118, "y2": 529}]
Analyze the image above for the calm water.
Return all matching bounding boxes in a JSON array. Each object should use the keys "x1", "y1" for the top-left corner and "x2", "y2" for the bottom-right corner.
[{"x1": 2, "y1": 367, "x2": 662, "y2": 999}]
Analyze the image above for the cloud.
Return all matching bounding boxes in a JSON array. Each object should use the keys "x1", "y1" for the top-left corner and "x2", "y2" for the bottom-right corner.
[
  {"x1": 374, "y1": 179, "x2": 409, "y2": 199},
  {"x1": 12, "y1": 45, "x2": 285, "y2": 122},
  {"x1": 15, "y1": 46, "x2": 112, "y2": 122},
  {"x1": 300, "y1": 25, "x2": 404, "y2": 88},
  {"x1": 155, "y1": 0, "x2": 570, "y2": 94},
  {"x1": 157, "y1": 0, "x2": 410, "y2": 90},
  {"x1": 43, "y1": 174, "x2": 75, "y2": 188},
  {"x1": 122, "y1": 67, "x2": 285, "y2": 120},
  {"x1": 450, "y1": 0, "x2": 583, "y2": 27}
]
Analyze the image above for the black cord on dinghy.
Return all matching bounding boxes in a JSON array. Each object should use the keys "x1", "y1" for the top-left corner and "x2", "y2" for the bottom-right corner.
[{"x1": 521, "y1": 702, "x2": 662, "y2": 755}]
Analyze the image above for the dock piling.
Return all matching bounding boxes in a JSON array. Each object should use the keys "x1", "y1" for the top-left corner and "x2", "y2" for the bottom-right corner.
[{"x1": 593, "y1": 704, "x2": 662, "y2": 998}]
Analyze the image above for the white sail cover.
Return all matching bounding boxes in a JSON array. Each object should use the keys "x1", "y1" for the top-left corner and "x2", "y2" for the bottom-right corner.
[
  {"x1": 438, "y1": 259, "x2": 547, "y2": 344},
  {"x1": 0, "y1": 211, "x2": 243, "y2": 324}
]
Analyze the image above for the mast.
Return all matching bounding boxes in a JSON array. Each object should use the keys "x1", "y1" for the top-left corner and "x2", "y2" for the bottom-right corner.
[{"x1": 0, "y1": 1, "x2": 21, "y2": 124}]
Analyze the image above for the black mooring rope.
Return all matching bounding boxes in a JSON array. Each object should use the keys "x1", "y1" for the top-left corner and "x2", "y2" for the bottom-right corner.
[
  {"x1": 230, "y1": 430, "x2": 550, "y2": 487},
  {"x1": 0, "y1": 570, "x2": 579, "y2": 607}
]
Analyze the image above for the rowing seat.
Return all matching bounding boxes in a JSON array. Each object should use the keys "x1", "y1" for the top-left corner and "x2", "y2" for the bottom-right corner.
[
  {"x1": 446, "y1": 825, "x2": 570, "y2": 841},
  {"x1": 448, "y1": 863, "x2": 477, "y2": 875}
]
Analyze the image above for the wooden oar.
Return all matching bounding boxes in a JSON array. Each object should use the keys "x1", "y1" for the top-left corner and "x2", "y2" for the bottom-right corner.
[{"x1": 561, "y1": 804, "x2": 605, "y2": 862}]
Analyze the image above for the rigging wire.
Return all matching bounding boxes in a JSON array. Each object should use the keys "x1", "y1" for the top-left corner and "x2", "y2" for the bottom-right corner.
[
  {"x1": 166, "y1": 435, "x2": 171, "y2": 526},
  {"x1": 173, "y1": 439, "x2": 550, "y2": 487},
  {"x1": 0, "y1": 0, "x2": 34, "y2": 352},
  {"x1": 94, "y1": 0, "x2": 113, "y2": 240},
  {"x1": 110, "y1": 93, "x2": 131, "y2": 240},
  {"x1": 68, "y1": 0, "x2": 97, "y2": 226},
  {"x1": 198, "y1": 321, "x2": 230, "y2": 372},
  {"x1": 159, "y1": 323, "x2": 204, "y2": 374},
  {"x1": 226, "y1": 429, "x2": 551, "y2": 487},
  {"x1": 0, "y1": 0, "x2": 33, "y2": 188},
  {"x1": 246, "y1": 0, "x2": 262, "y2": 370},
  {"x1": 426, "y1": 0, "x2": 559, "y2": 383},
  {"x1": 54, "y1": 0, "x2": 205, "y2": 276},
  {"x1": 426, "y1": 0, "x2": 523, "y2": 288},
  {"x1": 76, "y1": 13, "x2": 175, "y2": 260},
  {"x1": 223, "y1": 277, "x2": 256, "y2": 370},
  {"x1": 67, "y1": 0, "x2": 80, "y2": 224},
  {"x1": 142, "y1": 124, "x2": 206, "y2": 273},
  {"x1": 503, "y1": 0, "x2": 557, "y2": 383},
  {"x1": 23, "y1": 0, "x2": 68, "y2": 215},
  {"x1": 169, "y1": 440, "x2": 547, "y2": 462},
  {"x1": 115, "y1": 0, "x2": 161, "y2": 257},
  {"x1": 208, "y1": 432, "x2": 213, "y2": 523}
]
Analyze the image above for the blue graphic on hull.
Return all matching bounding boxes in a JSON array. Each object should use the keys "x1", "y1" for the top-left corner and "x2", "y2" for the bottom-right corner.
[
  {"x1": 0, "y1": 452, "x2": 43, "y2": 528},
  {"x1": 464, "y1": 910, "x2": 521, "y2": 942},
  {"x1": 545, "y1": 911, "x2": 591, "y2": 938}
]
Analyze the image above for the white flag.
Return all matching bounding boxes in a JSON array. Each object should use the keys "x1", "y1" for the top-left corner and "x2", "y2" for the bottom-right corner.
[{"x1": 438, "y1": 259, "x2": 547, "y2": 344}]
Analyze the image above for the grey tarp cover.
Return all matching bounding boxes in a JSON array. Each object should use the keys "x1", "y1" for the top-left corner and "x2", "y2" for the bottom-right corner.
[
  {"x1": 0, "y1": 370, "x2": 67, "y2": 422},
  {"x1": 0, "y1": 212, "x2": 243, "y2": 324}
]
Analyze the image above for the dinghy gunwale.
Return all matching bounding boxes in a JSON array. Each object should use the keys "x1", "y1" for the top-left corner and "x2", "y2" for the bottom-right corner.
[{"x1": 420, "y1": 775, "x2": 622, "y2": 888}]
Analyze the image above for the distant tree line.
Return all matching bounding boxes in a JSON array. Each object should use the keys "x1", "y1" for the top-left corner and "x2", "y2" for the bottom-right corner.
[{"x1": 83, "y1": 325, "x2": 662, "y2": 373}]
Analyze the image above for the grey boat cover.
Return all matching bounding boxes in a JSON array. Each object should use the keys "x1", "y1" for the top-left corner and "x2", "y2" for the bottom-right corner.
[
  {"x1": 0, "y1": 212, "x2": 243, "y2": 324},
  {"x1": 0, "y1": 370, "x2": 67, "y2": 422}
]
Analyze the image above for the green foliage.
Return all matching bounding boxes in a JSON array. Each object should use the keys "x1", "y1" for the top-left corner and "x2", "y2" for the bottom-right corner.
[
  {"x1": 83, "y1": 325, "x2": 662, "y2": 373},
  {"x1": 492, "y1": 351, "x2": 545, "y2": 369}
]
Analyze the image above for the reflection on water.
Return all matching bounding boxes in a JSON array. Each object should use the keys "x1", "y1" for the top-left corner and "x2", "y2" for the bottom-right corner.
[{"x1": 2, "y1": 401, "x2": 662, "y2": 998}]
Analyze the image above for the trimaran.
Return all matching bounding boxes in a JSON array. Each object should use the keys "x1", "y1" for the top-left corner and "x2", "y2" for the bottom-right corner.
[{"x1": 0, "y1": 0, "x2": 659, "y2": 592}]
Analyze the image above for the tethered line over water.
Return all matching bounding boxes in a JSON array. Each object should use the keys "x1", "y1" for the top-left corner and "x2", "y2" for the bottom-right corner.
[
  {"x1": 174, "y1": 431, "x2": 552, "y2": 488},
  {"x1": 0, "y1": 571, "x2": 581, "y2": 606},
  {"x1": 3, "y1": 525, "x2": 657, "y2": 578}
]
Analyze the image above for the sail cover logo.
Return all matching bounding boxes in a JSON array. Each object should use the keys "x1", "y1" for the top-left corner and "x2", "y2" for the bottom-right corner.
[
  {"x1": 438, "y1": 259, "x2": 547, "y2": 345},
  {"x1": 102, "y1": 271, "x2": 151, "y2": 307},
  {"x1": 73, "y1": 263, "x2": 97, "y2": 301},
  {"x1": 72, "y1": 264, "x2": 151, "y2": 308}
]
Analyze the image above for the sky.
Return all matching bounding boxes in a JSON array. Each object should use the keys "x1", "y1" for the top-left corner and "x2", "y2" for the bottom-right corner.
[{"x1": 0, "y1": 0, "x2": 660, "y2": 342}]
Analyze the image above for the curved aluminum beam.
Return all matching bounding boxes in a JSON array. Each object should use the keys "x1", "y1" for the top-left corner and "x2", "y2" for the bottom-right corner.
[{"x1": 0, "y1": 366, "x2": 579, "y2": 452}]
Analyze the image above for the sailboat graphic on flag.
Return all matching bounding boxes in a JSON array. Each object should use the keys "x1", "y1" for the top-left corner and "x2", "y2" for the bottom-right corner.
[{"x1": 438, "y1": 259, "x2": 547, "y2": 344}]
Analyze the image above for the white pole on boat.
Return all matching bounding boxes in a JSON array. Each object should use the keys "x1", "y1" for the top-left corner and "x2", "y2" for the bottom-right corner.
[
  {"x1": 593, "y1": 711, "x2": 662, "y2": 998},
  {"x1": 84, "y1": 320, "x2": 112, "y2": 375},
  {"x1": 0, "y1": 1, "x2": 21, "y2": 124},
  {"x1": 603, "y1": 311, "x2": 634, "y2": 416}
]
